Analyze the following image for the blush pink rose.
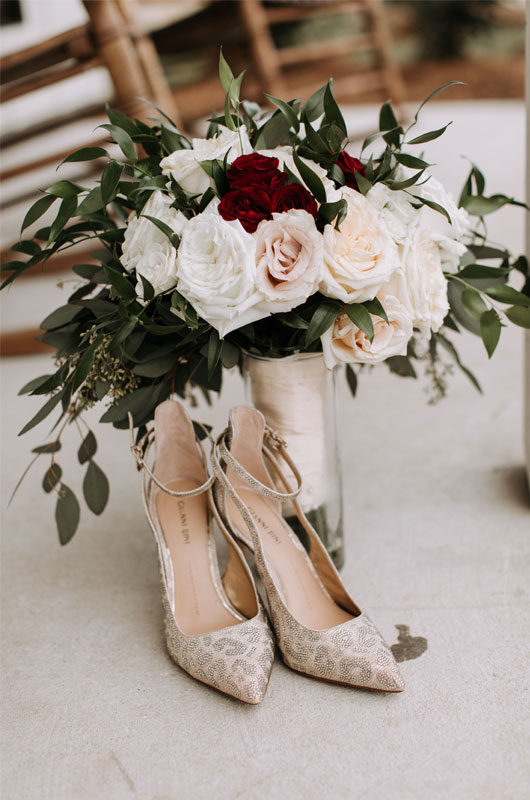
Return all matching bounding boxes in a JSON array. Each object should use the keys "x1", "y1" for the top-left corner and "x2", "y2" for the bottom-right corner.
[{"x1": 254, "y1": 209, "x2": 323, "y2": 312}]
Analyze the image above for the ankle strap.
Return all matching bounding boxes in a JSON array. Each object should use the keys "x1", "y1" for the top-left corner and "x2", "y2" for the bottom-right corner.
[
  {"x1": 128, "y1": 412, "x2": 215, "y2": 498},
  {"x1": 213, "y1": 425, "x2": 302, "y2": 501}
]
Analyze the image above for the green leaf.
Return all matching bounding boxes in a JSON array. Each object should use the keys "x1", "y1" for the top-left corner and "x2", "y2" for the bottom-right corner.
[
  {"x1": 21, "y1": 195, "x2": 57, "y2": 233},
  {"x1": 461, "y1": 288, "x2": 488, "y2": 319},
  {"x1": 457, "y1": 263, "x2": 509, "y2": 280},
  {"x1": 102, "y1": 265, "x2": 136, "y2": 301},
  {"x1": 480, "y1": 309, "x2": 501, "y2": 357},
  {"x1": 77, "y1": 186, "x2": 104, "y2": 215},
  {"x1": 133, "y1": 353, "x2": 178, "y2": 377},
  {"x1": 99, "y1": 384, "x2": 162, "y2": 424},
  {"x1": 345, "y1": 364, "x2": 357, "y2": 397},
  {"x1": 485, "y1": 285, "x2": 530, "y2": 307},
  {"x1": 99, "y1": 124, "x2": 137, "y2": 162},
  {"x1": 505, "y1": 305, "x2": 530, "y2": 328},
  {"x1": 363, "y1": 297, "x2": 388, "y2": 324},
  {"x1": 139, "y1": 274, "x2": 155, "y2": 302},
  {"x1": 293, "y1": 151, "x2": 326, "y2": 204},
  {"x1": 305, "y1": 300, "x2": 340, "y2": 346},
  {"x1": 223, "y1": 88, "x2": 236, "y2": 131},
  {"x1": 468, "y1": 245, "x2": 509, "y2": 261},
  {"x1": 407, "y1": 122, "x2": 452, "y2": 145},
  {"x1": 47, "y1": 195, "x2": 78, "y2": 244},
  {"x1": 386, "y1": 355, "x2": 417, "y2": 378},
  {"x1": 83, "y1": 460, "x2": 109, "y2": 515},
  {"x1": 207, "y1": 328, "x2": 222, "y2": 379},
  {"x1": 220, "y1": 340, "x2": 239, "y2": 369},
  {"x1": 141, "y1": 214, "x2": 180, "y2": 249},
  {"x1": 219, "y1": 47, "x2": 234, "y2": 93},
  {"x1": 19, "y1": 375, "x2": 55, "y2": 395},
  {"x1": 344, "y1": 304, "x2": 374, "y2": 342},
  {"x1": 415, "y1": 196, "x2": 452, "y2": 224},
  {"x1": 55, "y1": 483, "x2": 80, "y2": 545},
  {"x1": 354, "y1": 170, "x2": 373, "y2": 196},
  {"x1": 394, "y1": 153, "x2": 431, "y2": 169},
  {"x1": 101, "y1": 161, "x2": 123, "y2": 206},
  {"x1": 379, "y1": 101, "x2": 401, "y2": 145},
  {"x1": 72, "y1": 341, "x2": 99, "y2": 391},
  {"x1": 460, "y1": 194, "x2": 511, "y2": 217},
  {"x1": 264, "y1": 93, "x2": 300, "y2": 132},
  {"x1": 412, "y1": 81, "x2": 465, "y2": 123},
  {"x1": 387, "y1": 170, "x2": 425, "y2": 191},
  {"x1": 18, "y1": 392, "x2": 63, "y2": 436},
  {"x1": 32, "y1": 441, "x2": 61, "y2": 454},
  {"x1": 47, "y1": 180, "x2": 82, "y2": 198},
  {"x1": 254, "y1": 112, "x2": 290, "y2": 149},
  {"x1": 40, "y1": 304, "x2": 80, "y2": 330},
  {"x1": 43, "y1": 463, "x2": 62, "y2": 493},
  {"x1": 106, "y1": 105, "x2": 138, "y2": 136},
  {"x1": 62, "y1": 146, "x2": 108, "y2": 164},
  {"x1": 323, "y1": 80, "x2": 347, "y2": 135},
  {"x1": 318, "y1": 199, "x2": 347, "y2": 226},
  {"x1": 303, "y1": 84, "x2": 327, "y2": 122},
  {"x1": 78, "y1": 431, "x2": 97, "y2": 464}
]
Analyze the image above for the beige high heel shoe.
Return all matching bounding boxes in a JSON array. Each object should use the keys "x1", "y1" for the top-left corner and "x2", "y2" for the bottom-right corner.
[
  {"x1": 130, "y1": 400, "x2": 274, "y2": 704},
  {"x1": 212, "y1": 406, "x2": 404, "y2": 693}
]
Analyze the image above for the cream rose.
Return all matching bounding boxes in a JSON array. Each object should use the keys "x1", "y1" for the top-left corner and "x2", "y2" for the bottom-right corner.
[
  {"x1": 254, "y1": 210, "x2": 323, "y2": 311},
  {"x1": 320, "y1": 187, "x2": 399, "y2": 303},
  {"x1": 175, "y1": 213, "x2": 269, "y2": 337},
  {"x1": 321, "y1": 293, "x2": 413, "y2": 368},
  {"x1": 160, "y1": 126, "x2": 252, "y2": 195},
  {"x1": 121, "y1": 191, "x2": 187, "y2": 298},
  {"x1": 397, "y1": 227, "x2": 449, "y2": 337}
]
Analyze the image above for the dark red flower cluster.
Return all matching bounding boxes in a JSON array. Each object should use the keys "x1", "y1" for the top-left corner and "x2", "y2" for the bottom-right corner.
[
  {"x1": 219, "y1": 153, "x2": 318, "y2": 233},
  {"x1": 335, "y1": 151, "x2": 366, "y2": 191}
]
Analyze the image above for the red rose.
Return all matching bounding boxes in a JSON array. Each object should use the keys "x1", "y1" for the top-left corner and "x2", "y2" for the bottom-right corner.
[
  {"x1": 271, "y1": 183, "x2": 318, "y2": 219},
  {"x1": 218, "y1": 187, "x2": 272, "y2": 233},
  {"x1": 228, "y1": 154, "x2": 286, "y2": 190},
  {"x1": 336, "y1": 151, "x2": 366, "y2": 191}
]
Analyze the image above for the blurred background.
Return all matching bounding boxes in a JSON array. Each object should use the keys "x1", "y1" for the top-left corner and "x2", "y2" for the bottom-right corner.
[{"x1": 0, "y1": 0, "x2": 526, "y2": 355}]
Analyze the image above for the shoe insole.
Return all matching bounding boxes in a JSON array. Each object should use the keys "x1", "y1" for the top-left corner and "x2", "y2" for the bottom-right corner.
[
  {"x1": 157, "y1": 480, "x2": 242, "y2": 635},
  {"x1": 231, "y1": 489, "x2": 352, "y2": 631}
]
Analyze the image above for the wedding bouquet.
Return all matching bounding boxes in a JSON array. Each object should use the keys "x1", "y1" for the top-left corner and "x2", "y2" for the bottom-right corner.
[{"x1": 4, "y1": 52, "x2": 528, "y2": 543}]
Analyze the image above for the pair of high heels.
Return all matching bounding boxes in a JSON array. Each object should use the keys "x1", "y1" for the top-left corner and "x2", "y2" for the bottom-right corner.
[{"x1": 130, "y1": 399, "x2": 404, "y2": 704}]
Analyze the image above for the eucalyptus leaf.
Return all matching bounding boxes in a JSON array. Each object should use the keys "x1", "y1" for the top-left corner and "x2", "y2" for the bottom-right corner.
[
  {"x1": 32, "y1": 441, "x2": 61, "y2": 454},
  {"x1": 83, "y1": 460, "x2": 109, "y2": 515},
  {"x1": 18, "y1": 392, "x2": 63, "y2": 436},
  {"x1": 55, "y1": 483, "x2": 80, "y2": 545},
  {"x1": 40, "y1": 304, "x2": 80, "y2": 330},
  {"x1": 461, "y1": 288, "x2": 488, "y2": 319},
  {"x1": 485, "y1": 285, "x2": 530, "y2": 307},
  {"x1": 43, "y1": 463, "x2": 62, "y2": 493},
  {"x1": 78, "y1": 431, "x2": 97, "y2": 464},
  {"x1": 386, "y1": 356, "x2": 417, "y2": 378}
]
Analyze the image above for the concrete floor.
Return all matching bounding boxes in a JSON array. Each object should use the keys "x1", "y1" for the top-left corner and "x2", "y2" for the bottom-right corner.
[{"x1": 1, "y1": 102, "x2": 529, "y2": 798}]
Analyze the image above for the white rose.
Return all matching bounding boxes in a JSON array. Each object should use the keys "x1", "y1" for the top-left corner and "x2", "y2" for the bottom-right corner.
[
  {"x1": 396, "y1": 226, "x2": 449, "y2": 337},
  {"x1": 160, "y1": 126, "x2": 252, "y2": 195},
  {"x1": 254, "y1": 209, "x2": 323, "y2": 311},
  {"x1": 366, "y1": 182, "x2": 417, "y2": 243},
  {"x1": 321, "y1": 293, "x2": 413, "y2": 368},
  {"x1": 121, "y1": 191, "x2": 187, "y2": 298},
  {"x1": 176, "y1": 214, "x2": 269, "y2": 337},
  {"x1": 320, "y1": 187, "x2": 399, "y2": 303}
]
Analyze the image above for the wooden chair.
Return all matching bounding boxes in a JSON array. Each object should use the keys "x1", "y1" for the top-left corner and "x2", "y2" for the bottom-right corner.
[
  {"x1": 239, "y1": 0, "x2": 405, "y2": 106},
  {"x1": 0, "y1": 0, "x2": 179, "y2": 356}
]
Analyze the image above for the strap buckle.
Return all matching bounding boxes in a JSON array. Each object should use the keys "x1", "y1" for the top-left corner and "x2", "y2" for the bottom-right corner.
[{"x1": 265, "y1": 426, "x2": 287, "y2": 450}]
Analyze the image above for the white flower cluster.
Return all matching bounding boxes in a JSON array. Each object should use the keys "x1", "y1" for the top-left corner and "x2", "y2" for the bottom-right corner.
[{"x1": 120, "y1": 126, "x2": 471, "y2": 363}]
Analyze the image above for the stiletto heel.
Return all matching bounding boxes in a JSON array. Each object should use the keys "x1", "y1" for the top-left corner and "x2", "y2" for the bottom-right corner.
[
  {"x1": 130, "y1": 400, "x2": 274, "y2": 704},
  {"x1": 212, "y1": 406, "x2": 404, "y2": 693}
]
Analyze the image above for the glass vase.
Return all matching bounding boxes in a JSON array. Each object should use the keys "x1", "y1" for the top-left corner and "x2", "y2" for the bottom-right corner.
[{"x1": 242, "y1": 351, "x2": 344, "y2": 569}]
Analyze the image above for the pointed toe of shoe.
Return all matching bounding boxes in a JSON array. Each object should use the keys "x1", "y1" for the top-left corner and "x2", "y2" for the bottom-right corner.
[{"x1": 282, "y1": 614, "x2": 405, "y2": 693}]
